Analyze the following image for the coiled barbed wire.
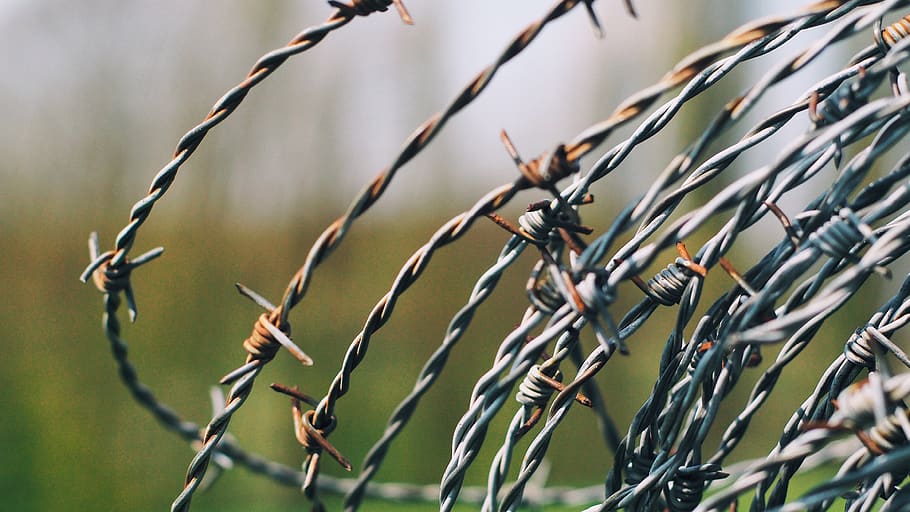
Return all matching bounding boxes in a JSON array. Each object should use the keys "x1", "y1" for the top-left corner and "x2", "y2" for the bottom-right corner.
[
  {"x1": 511, "y1": 102, "x2": 910, "y2": 512},
  {"x1": 436, "y1": 4, "x2": 910, "y2": 506},
  {"x1": 342, "y1": 3, "x2": 910, "y2": 508},
  {"x1": 78, "y1": 0, "x2": 910, "y2": 510},
  {"x1": 100, "y1": 1, "x2": 910, "y2": 504}
]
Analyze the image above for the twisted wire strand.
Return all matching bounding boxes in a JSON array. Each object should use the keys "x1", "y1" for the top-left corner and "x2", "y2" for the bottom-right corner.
[
  {"x1": 683, "y1": 230, "x2": 910, "y2": 512},
  {"x1": 439, "y1": 201, "x2": 647, "y2": 508},
  {"x1": 544, "y1": 44, "x2": 907, "y2": 497},
  {"x1": 700, "y1": 124, "x2": 910, "y2": 471},
  {"x1": 603, "y1": 94, "x2": 910, "y2": 303},
  {"x1": 171, "y1": 282, "x2": 313, "y2": 512},
  {"x1": 342, "y1": 236, "x2": 528, "y2": 511},
  {"x1": 685, "y1": 204, "x2": 910, "y2": 508},
  {"x1": 701, "y1": 374, "x2": 910, "y2": 511},
  {"x1": 271, "y1": 0, "x2": 612, "y2": 329},
  {"x1": 502, "y1": 244, "x2": 712, "y2": 509},
  {"x1": 78, "y1": 1, "x2": 910, "y2": 510},
  {"x1": 170, "y1": 1, "x2": 614, "y2": 507},
  {"x1": 390, "y1": 4, "x2": 910, "y2": 508},
  {"x1": 431, "y1": 5, "x2": 910, "y2": 509},
  {"x1": 212, "y1": 1, "x2": 612, "y2": 500},
  {"x1": 562, "y1": 0, "x2": 897, "y2": 200},
  {"x1": 416, "y1": 5, "x2": 900, "y2": 508},
  {"x1": 496, "y1": 359, "x2": 606, "y2": 512},
  {"x1": 483, "y1": 325, "x2": 592, "y2": 511},
  {"x1": 751, "y1": 282, "x2": 910, "y2": 506},
  {"x1": 78, "y1": 4, "x2": 407, "y2": 508},
  {"x1": 86, "y1": 1, "x2": 406, "y2": 273},
  {"x1": 171, "y1": 366, "x2": 263, "y2": 512},
  {"x1": 600, "y1": 66, "x2": 910, "y2": 510},
  {"x1": 571, "y1": 0, "x2": 910, "y2": 276},
  {"x1": 182, "y1": 5, "x2": 908, "y2": 504},
  {"x1": 584, "y1": 33, "x2": 910, "y2": 512},
  {"x1": 319, "y1": 171, "x2": 584, "y2": 509},
  {"x1": 441, "y1": 308, "x2": 584, "y2": 510},
  {"x1": 324, "y1": 14, "x2": 904, "y2": 481}
]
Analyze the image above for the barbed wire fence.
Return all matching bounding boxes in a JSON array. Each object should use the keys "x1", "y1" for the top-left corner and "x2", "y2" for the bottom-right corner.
[{"x1": 79, "y1": 0, "x2": 910, "y2": 510}]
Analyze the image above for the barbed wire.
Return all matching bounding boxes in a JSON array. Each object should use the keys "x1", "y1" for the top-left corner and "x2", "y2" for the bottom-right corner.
[
  {"x1": 341, "y1": 3, "x2": 906, "y2": 507},
  {"x1": 437, "y1": 2, "x2": 910, "y2": 509},
  {"x1": 82, "y1": 0, "x2": 634, "y2": 509},
  {"x1": 79, "y1": 0, "x2": 409, "y2": 506},
  {"x1": 78, "y1": 0, "x2": 910, "y2": 510}
]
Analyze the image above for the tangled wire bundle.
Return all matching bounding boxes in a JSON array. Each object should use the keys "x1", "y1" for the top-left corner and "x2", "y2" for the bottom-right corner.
[{"x1": 82, "y1": 0, "x2": 910, "y2": 510}]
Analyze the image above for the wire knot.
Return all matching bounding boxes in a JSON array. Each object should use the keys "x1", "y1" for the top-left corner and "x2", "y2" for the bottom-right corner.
[
  {"x1": 90, "y1": 257, "x2": 132, "y2": 295},
  {"x1": 630, "y1": 242, "x2": 707, "y2": 307},
  {"x1": 808, "y1": 208, "x2": 876, "y2": 260},
  {"x1": 665, "y1": 464, "x2": 728, "y2": 512},
  {"x1": 518, "y1": 203, "x2": 582, "y2": 243},
  {"x1": 573, "y1": 271, "x2": 615, "y2": 313},
  {"x1": 643, "y1": 258, "x2": 701, "y2": 306},
  {"x1": 513, "y1": 363, "x2": 591, "y2": 438},
  {"x1": 297, "y1": 409, "x2": 337, "y2": 452},
  {"x1": 229, "y1": 283, "x2": 313, "y2": 376},
  {"x1": 881, "y1": 14, "x2": 910, "y2": 48},
  {"x1": 624, "y1": 450, "x2": 656, "y2": 485},
  {"x1": 820, "y1": 373, "x2": 910, "y2": 455},
  {"x1": 527, "y1": 260, "x2": 566, "y2": 314},
  {"x1": 810, "y1": 79, "x2": 867, "y2": 129},
  {"x1": 845, "y1": 327, "x2": 878, "y2": 368},
  {"x1": 273, "y1": 383, "x2": 352, "y2": 472},
  {"x1": 297, "y1": 409, "x2": 352, "y2": 471},
  {"x1": 501, "y1": 131, "x2": 580, "y2": 194},
  {"x1": 516, "y1": 365, "x2": 562, "y2": 407},
  {"x1": 80, "y1": 232, "x2": 164, "y2": 322},
  {"x1": 830, "y1": 374, "x2": 910, "y2": 429},
  {"x1": 864, "y1": 408, "x2": 910, "y2": 454},
  {"x1": 243, "y1": 313, "x2": 292, "y2": 364}
]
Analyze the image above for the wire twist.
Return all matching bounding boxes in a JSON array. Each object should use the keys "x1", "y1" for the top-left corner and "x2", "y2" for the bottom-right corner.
[
  {"x1": 882, "y1": 13, "x2": 910, "y2": 47},
  {"x1": 527, "y1": 260, "x2": 567, "y2": 314},
  {"x1": 844, "y1": 326, "x2": 881, "y2": 368},
  {"x1": 85, "y1": 2, "x2": 408, "y2": 276},
  {"x1": 807, "y1": 208, "x2": 878, "y2": 261},
  {"x1": 624, "y1": 450, "x2": 656, "y2": 486},
  {"x1": 642, "y1": 258, "x2": 701, "y2": 307},
  {"x1": 516, "y1": 365, "x2": 563, "y2": 408},
  {"x1": 664, "y1": 464, "x2": 728, "y2": 512}
]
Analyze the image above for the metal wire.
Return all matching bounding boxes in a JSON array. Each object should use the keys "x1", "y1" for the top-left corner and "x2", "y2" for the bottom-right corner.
[{"x1": 79, "y1": 0, "x2": 910, "y2": 511}]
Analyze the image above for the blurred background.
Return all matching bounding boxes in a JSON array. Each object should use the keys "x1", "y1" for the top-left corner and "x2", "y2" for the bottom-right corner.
[{"x1": 0, "y1": 1, "x2": 897, "y2": 510}]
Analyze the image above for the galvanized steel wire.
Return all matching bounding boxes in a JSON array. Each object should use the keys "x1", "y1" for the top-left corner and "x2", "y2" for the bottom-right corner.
[{"x1": 80, "y1": 0, "x2": 910, "y2": 511}]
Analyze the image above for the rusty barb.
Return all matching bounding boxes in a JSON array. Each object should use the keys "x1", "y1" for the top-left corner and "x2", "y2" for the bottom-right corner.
[
  {"x1": 80, "y1": 232, "x2": 164, "y2": 322},
  {"x1": 273, "y1": 382, "x2": 352, "y2": 472},
  {"x1": 515, "y1": 356, "x2": 595, "y2": 439},
  {"x1": 220, "y1": 283, "x2": 313, "y2": 385},
  {"x1": 486, "y1": 130, "x2": 591, "y2": 245},
  {"x1": 501, "y1": 130, "x2": 581, "y2": 199},
  {"x1": 629, "y1": 242, "x2": 707, "y2": 307},
  {"x1": 328, "y1": 0, "x2": 413, "y2": 24}
]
